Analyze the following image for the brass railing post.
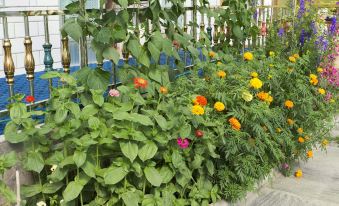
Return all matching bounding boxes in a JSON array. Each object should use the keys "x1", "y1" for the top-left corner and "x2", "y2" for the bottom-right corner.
[
  {"x1": 199, "y1": 11, "x2": 205, "y2": 41},
  {"x1": 79, "y1": 0, "x2": 88, "y2": 67},
  {"x1": 206, "y1": 15, "x2": 212, "y2": 41},
  {"x1": 43, "y1": 15, "x2": 54, "y2": 96},
  {"x1": 61, "y1": 16, "x2": 71, "y2": 73},
  {"x1": 2, "y1": 17, "x2": 15, "y2": 99},
  {"x1": 24, "y1": 16, "x2": 35, "y2": 98}
]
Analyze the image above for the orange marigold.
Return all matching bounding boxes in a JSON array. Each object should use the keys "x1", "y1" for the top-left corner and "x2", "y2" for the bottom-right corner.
[
  {"x1": 196, "y1": 95, "x2": 208, "y2": 106},
  {"x1": 229, "y1": 117, "x2": 241, "y2": 131},
  {"x1": 159, "y1": 86, "x2": 168, "y2": 94},
  {"x1": 257, "y1": 91, "x2": 269, "y2": 101},
  {"x1": 297, "y1": 128, "x2": 303, "y2": 134},
  {"x1": 133, "y1": 77, "x2": 148, "y2": 89},
  {"x1": 298, "y1": 137, "x2": 305, "y2": 143},
  {"x1": 287, "y1": 118, "x2": 294, "y2": 125},
  {"x1": 295, "y1": 169, "x2": 302, "y2": 178},
  {"x1": 284, "y1": 100, "x2": 294, "y2": 109},
  {"x1": 307, "y1": 150, "x2": 313, "y2": 158}
]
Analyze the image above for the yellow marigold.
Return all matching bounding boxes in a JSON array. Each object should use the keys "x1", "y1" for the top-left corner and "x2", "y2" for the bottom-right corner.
[
  {"x1": 307, "y1": 150, "x2": 313, "y2": 158},
  {"x1": 298, "y1": 137, "x2": 305, "y2": 143},
  {"x1": 217, "y1": 61, "x2": 223, "y2": 65},
  {"x1": 284, "y1": 100, "x2": 294, "y2": 109},
  {"x1": 269, "y1": 51, "x2": 275, "y2": 57},
  {"x1": 229, "y1": 117, "x2": 241, "y2": 131},
  {"x1": 244, "y1": 52, "x2": 254, "y2": 61},
  {"x1": 269, "y1": 64, "x2": 274, "y2": 68},
  {"x1": 309, "y1": 74, "x2": 317, "y2": 79},
  {"x1": 250, "y1": 78, "x2": 263, "y2": 89},
  {"x1": 214, "y1": 102, "x2": 225, "y2": 112},
  {"x1": 297, "y1": 128, "x2": 303, "y2": 134},
  {"x1": 295, "y1": 169, "x2": 302, "y2": 178},
  {"x1": 217, "y1": 70, "x2": 226, "y2": 78},
  {"x1": 209, "y1": 51, "x2": 216, "y2": 58},
  {"x1": 192, "y1": 105, "x2": 204, "y2": 115},
  {"x1": 251, "y1": 72, "x2": 258, "y2": 78},
  {"x1": 267, "y1": 95, "x2": 273, "y2": 103},
  {"x1": 257, "y1": 91, "x2": 269, "y2": 101},
  {"x1": 318, "y1": 88, "x2": 326, "y2": 95},
  {"x1": 317, "y1": 67, "x2": 323, "y2": 73},
  {"x1": 293, "y1": 53, "x2": 300, "y2": 59},
  {"x1": 159, "y1": 86, "x2": 168, "y2": 94},
  {"x1": 287, "y1": 118, "x2": 294, "y2": 125},
  {"x1": 309, "y1": 74, "x2": 318, "y2": 85},
  {"x1": 276, "y1": 128, "x2": 282, "y2": 133},
  {"x1": 289, "y1": 56, "x2": 296, "y2": 63},
  {"x1": 287, "y1": 68, "x2": 294, "y2": 73},
  {"x1": 322, "y1": 139, "x2": 329, "y2": 147}
]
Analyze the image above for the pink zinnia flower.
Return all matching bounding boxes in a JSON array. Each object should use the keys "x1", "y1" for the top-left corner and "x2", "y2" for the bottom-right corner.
[
  {"x1": 282, "y1": 163, "x2": 289, "y2": 170},
  {"x1": 109, "y1": 89, "x2": 120, "y2": 97},
  {"x1": 177, "y1": 138, "x2": 189, "y2": 149}
]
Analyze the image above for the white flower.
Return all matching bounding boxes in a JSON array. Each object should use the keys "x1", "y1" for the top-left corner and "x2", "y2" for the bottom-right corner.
[
  {"x1": 36, "y1": 201, "x2": 47, "y2": 206},
  {"x1": 50, "y1": 165, "x2": 58, "y2": 172}
]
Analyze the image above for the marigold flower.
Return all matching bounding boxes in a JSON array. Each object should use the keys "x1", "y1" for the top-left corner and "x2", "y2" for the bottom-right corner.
[
  {"x1": 242, "y1": 91, "x2": 253, "y2": 102},
  {"x1": 297, "y1": 128, "x2": 303, "y2": 134},
  {"x1": 257, "y1": 91, "x2": 269, "y2": 101},
  {"x1": 269, "y1": 64, "x2": 274, "y2": 68},
  {"x1": 217, "y1": 70, "x2": 226, "y2": 78},
  {"x1": 25, "y1": 95, "x2": 35, "y2": 103},
  {"x1": 159, "y1": 86, "x2": 168, "y2": 95},
  {"x1": 287, "y1": 67, "x2": 294, "y2": 73},
  {"x1": 317, "y1": 67, "x2": 323, "y2": 73},
  {"x1": 217, "y1": 61, "x2": 223, "y2": 65},
  {"x1": 251, "y1": 72, "x2": 258, "y2": 78},
  {"x1": 322, "y1": 139, "x2": 329, "y2": 147},
  {"x1": 276, "y1": 128, "x2": 282, "y2": 133},
  {"x1": 229, "y1": 117, "x2": 241, "y2": 131},
  {"x1": 298, "y1": 137, "x2": 305, "y2": 143},
  {"x1": 307, "y1": 150, "x2": 313, "y2": 158},
  {"x1": 214, "y1": 102, "x2": 225, "y2": 112},
  {"x1": 109, "y1": 89, "x2": 120, "y2": 97},
  {"x1": 267, "y1": 95, "x2": 273, "y2": 103},
  {"x1": 295, "y1": 169, "x2": 302, "y2": 178},
  {"x1": 133, "y1": 77, "x2": 148, "y2": 89},
  {"x1": 250, "y1": 78, "x2": 263, "y2": 89},
  {"x1": 269, "y1": 51, "x2": 275, "y2": 57},
  {"x1": 289, "y1": 56, "x2": 296, "y2": 63},
  {"x1": 244, "y1": 52, "x2": 254, "y2": 61},
  {"x1": 191, "y1": 105, "x2": 204, "y2": 115},
  {"x1": 284, "y1": 100, "x2": 294, "y2": 109},
  {"x1": 209, "y1": 51, "x2": 216, "y2": 58},
  {"x1": 177, "y1": 138, "x2": 189, "y2": 149},
  {"x1": 195, "y1": 95, "x2": 208, "y2": 106},
  {"x1": 318, "y1": 88, "x2": 326, "y2": 95},
  {"x1": 309, "y1": 74, "x2": 318, "y2": 85},
  {"x1": 287, "y1": 118, "x2": 294, "y2": 125},
  {"x1": 293, "y1": 53, "x2": 300, "y2": 59}
]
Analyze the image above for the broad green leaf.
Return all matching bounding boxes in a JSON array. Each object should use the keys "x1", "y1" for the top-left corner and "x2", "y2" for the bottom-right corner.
[
  {"x1": 1, "y1": 151, "x2": 17, "y2": 168},
  {"x1": 40, "y1": 71, "x2": 60, "y2": 79},
  {"x1": 42, "y1": 182, "x2": 64, "y2": 194},
  {"x1": 144, "y1": 167, "x2": 162, "y2": 187},
  {"x1": 138, "y1": 49, "x2": 150, "y2": 68},
  {"x1": 104, "y1": 167, "x2": 128, "y2": 184},
  {"x1": 88, "y1": 116, "x2": 100, "y2": 130},
  {"x1": 121, "y1": 191, "x2": 140, "y2": 206},
  {"x1": 62, "y1": 19, "x2": 83, "y2": 42},
  {"x1": 206, "y1": 160, "x2": 215, "y2": 176},
  {"x1": 154, "y1": 114, "x2": 167, "y2": 130},
  {"x1": 81, "y1": 161, "x2": 96, "y2": 178},
  {"x1": 118, "y1": 0, "x2": 128, "y2": 8},
  {"x1": 87, "y1": 69, "x2": 111, "y2": 91},
  {"x1": 55, "y1": 107, "x2": 68, "y2": 124},
  {"x1": 191, "y1": 154, "x2": 203, "y2": 170},
  {"x1": 138, "y1": 141, "x2": 158, "y2": 162},
  {"x1": 92, "y1": 93, "x2": 104, "y2": 107},
  {"x1": 148, "y1": 69, "x2": 162, "y2": 84},
  {"x1": 63, "y1": 181, "x2": 83, "y2": 202},
  {"x1": 103, "y1": 47, "x2": 120, "y2": 64},
  {"x1": 120, "y1": 141, "x2": 138, "y2": 162},
  {"x1": 9, "y1": 102, "x2": 27, "y2": 121},
  {"x1": 25, "y1": 152, "x2": 44, "y2": 173},
  {"x1": 0, "y1": 182, "x2": 16, "y2": 203},
  {"x1": 159, "y1": 166, "x2": 174, "y2": 184},
  {"x1": 148, "y1": 41, "x2": 160, "y2": 62},
  {"x1": 73, "y1": 150, "x2": 87, "y2": 168},
  {"x1": 21, "y1": 184, "x2": 42, "y2": 197},
  {"x1": 179, "y1": 124, "x2": 191, "y2": 137},
  {"x1": 128, "y1": 39, "x2": 142, "y2": 58},
  {"x1": 233, "y1": 25, "x2": 243, "y2": 39},
  {"x1": 96, "y1": 28, "x2": 111, "y2": 44},
  {"x1": 129, "y1": 113, "x2": 154, "y2": 126},
  {"x1": 81, "y1": 104, "x2": 98, "y2": 119}
]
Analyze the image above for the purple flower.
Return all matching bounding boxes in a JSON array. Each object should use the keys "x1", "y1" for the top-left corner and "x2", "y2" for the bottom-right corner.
[
  {"x1": 278, "y1": 27, "x2": 284, "y2": 37},
  {"x1": 109, "y1": 89, "x2": 120, "y2": 97},
  {"x1": 297, "y1": 0, "x2": 305, "y2": 18},
  {"x1": 329, "y1": 16, "x2": 336, "y2": 35},
  {"x1": 282, "y1": 163, "x2": 289, "y2": 170},
  {"x1": 310, "y1": 21, "x2": 317, "y2": 34},
  {"x1": 300, "y1": 29, "x2": 306, "y2": 46}
]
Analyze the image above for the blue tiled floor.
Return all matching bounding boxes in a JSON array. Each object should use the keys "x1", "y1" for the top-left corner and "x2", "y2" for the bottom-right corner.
[{"x1": 0, "y1": 50, "x2": 205, "y2": 134}]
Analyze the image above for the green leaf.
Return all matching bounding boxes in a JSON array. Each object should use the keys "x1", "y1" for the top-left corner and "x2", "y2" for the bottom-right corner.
[
  {"x1": 96, "y1": 28, "x2": 111, "y2": 44},
  {"x1": 120, "y1": 141, "x2": 138, "y2": 162},
  {"x1": 62, "y1": 18, "x2": 83, "y2": 42},
  {"x1": 1, "y1": 151, "x2": 17, "y2": 168},
  {"x1": 9, "y1": 102, "x2": 27, "y2": 121},
  {"x1": 154, "y1": 114, "x2": 168, "y2": 130},
  {"x1": 144, "y1": 167, "x2": 162, "y2": 187},
  {"x1": 81, "y1": 161, "x2": 96, "y2": 178},
  {"x1": 138, "y1": 49, "x2": 150, "y2": 68},
  {"x1": 128, "y1": 39, "x2": 142, "y2": 58},
  {"x1": 148, "y1": 69, "x2": 162, "y2": 84},
  {"x1": 103, "y1": 47, "x2": 120, "y2": 64},
  {"x1": 121, "y1": 191, "x2": 140, "y2": 206},
  {"x1": 206, "y1": 160, "x2": 215, "y2": 176},
  {"x1": 87, "y1": 69, "x2": 111, "y2": 91},
  {"x1": 179, "y1": 124, "x2": 191, "y2": 137},
  {"x1": 159, "y1": 166, "x2": 174, "y2": 184},
  {"x1": 92, "y1": 93, "x2": 104, "y2": 107},
  {"x1": 73, "y1": 150, "x2": 87, "y2": 168},
  {"x1": 25, "y1": 152, "x2": 44, "y2": 173},
  {"x1": 88, "y1": 116, "x2": 100, "y2": 130},
  {"x1": 21, "y1": 184, "x2": 42, "y2": 197},
  {"x1": 55, "y1": 107, "x2": 68, "y2": 124},
  {"x1": 233, "y1": 25, "x2": 243, "y2": 39},
  {"x1": 0, "y1": 182, "x2": 16, "y2": 203},
  {"x1": 81, "y1": 104, "x2": 98, "y2": 119},
  {"x1": 63, "y1": 181, "x2": 84, "y2": 202},
  {"x1": 129, "y1": 113, "x2": 154, "y2": 126},
  {"x1": 42, "y1": 182, "x2": 64, "y2": 194},
  {"x1": 118, "y1": 0, "x2": 128, "y2": 8},
  {"x1": 148, "y1": 41, "x2": 161, "y2": 63},
  {"x1": 138, "y1": 141, "x2": 158, "y2": 162},
  {"x1": 104, "y1": 167, "x2": 128, "y2": 184},
  {"x1": 191, "y1": 154, "x2": 203, "y2": 170},
  {"x1": 40, "y1": 71, "x2": 61, "y2": 79}
]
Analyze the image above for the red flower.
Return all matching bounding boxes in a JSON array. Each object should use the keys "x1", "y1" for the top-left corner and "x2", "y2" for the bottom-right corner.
[
  {"x1": 196, "y1": 95, "x2": 208, "y2": 106},
  {"x1": 25, "y1": 95, "x2": 35, "y2": 103},
  {"x1": 133, "y1": 77, "x2": 148, "y2": 89},
  {"x1": 195, "y1": 130, "x2": 204, "y2": 138}
]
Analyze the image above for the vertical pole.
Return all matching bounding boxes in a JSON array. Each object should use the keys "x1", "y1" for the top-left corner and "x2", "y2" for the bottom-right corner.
[
  {"x1": 192, "y1": 0, "x2": 197, "y2": 40},
  {"x1": 2, "y1": 17, "x2": 15, "y2": 99},
  {"x1": 24, "y1": 16, "x2": 35, "y2": 99},
  {"x1": 207, "y1": 15, "x2": 212, "y2": 41},
  {"x1": 61, "y1": 15, "x2": 71, "y2": 73},
  {"x1": 43, "y1": 15, "x2": 54, "y2": 97},
  {"x1": 79, "y1": 0, "x2": 88, "y2": 67},
  {"x1": 199, "y1": 11, "x2": 205, "y2": 42}
]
